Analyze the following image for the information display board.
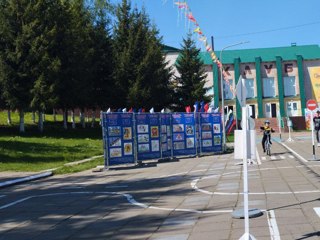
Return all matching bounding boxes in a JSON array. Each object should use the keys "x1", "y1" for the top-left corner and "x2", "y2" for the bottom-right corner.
[
  {"x1": 171, "y1": 113, "x2": 197, "y2": 156},
  {"x1": 199, "y1": 113, "x2": 223, "y2": 153},
  {"x1": 160, "y1": 114, "x2": 172, "y2": 158},
  {"x1": 101, "y1": 112, "x2": 223, "y2": 167},
  {"x1": 135, "y1": 113, "x2": 161, "y2": 160},
  {"x1": 102, "y1": 113, "x2": 135, "y2": 166}
]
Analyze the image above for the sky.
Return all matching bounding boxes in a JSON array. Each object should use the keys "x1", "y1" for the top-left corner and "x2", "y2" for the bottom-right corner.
[{"x1": 111, "y1": 0, "x2": 320, "y2": 51}]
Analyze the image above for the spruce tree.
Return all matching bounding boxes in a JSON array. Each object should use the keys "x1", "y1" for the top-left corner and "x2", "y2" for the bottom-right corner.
[
  {"x1": 174, "y1": 34, "x2": 210, "y2": 111},
  {"x1": 88, "y1": 0, "x2": 114, "y2": 111},
  {"x1": 112, "y1": 0, "x2": 132, "y2": 108},
  {"x1": 127, "y1": 20, "x2": 173, "y2": 110},
  {"x1": 0, "y1": 0, "x2": 36, "y2": 132},
  {"x1": 114, "y1": 1, "x2": 173, "y2": 110},
  {"x1": 28, "y1": 0, "x2": 64, "y2": 131}
]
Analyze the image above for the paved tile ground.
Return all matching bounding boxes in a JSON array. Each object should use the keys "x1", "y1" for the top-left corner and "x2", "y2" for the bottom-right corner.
[{"x1": 0, "y1": 131, "x2": 319, "y2": 239}]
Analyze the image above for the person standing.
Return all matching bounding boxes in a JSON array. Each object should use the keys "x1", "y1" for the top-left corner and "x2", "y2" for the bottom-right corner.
[{"x1": 313, "y1": 110, "x2": 320, "y2": 146}]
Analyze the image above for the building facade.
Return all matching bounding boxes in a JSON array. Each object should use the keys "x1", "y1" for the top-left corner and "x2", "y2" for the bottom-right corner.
[{"x1": 165, "y1": 44, "x2": 320, "y2": 119}]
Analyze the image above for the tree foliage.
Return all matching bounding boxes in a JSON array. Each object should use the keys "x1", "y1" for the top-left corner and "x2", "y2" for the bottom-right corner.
[
  {"x1": 113, "y1": 1, "x2": 173, "y2": 110},
  {"x1": 174, "y1": 34, "x2": 210, "y2": 111},
  {"x1": 0, "y1": 0, "x2": 211, "y2": 131}
]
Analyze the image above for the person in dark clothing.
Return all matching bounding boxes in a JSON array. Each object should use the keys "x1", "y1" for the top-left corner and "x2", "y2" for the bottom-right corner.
[
  {"x1": 313, "y1": 110, "x2": 320, "y2": 145},
  {"x1": 260, "y1": 120, "x2": 275, "y2": 153}
]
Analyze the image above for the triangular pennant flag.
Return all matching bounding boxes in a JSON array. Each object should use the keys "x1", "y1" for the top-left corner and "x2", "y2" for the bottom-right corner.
[
  {"x1": 128, "y1": 107, "x2": 133, "y2": 113},
  {"x1": 161, "y1": 108, "x2": 165, "y2": 113},
  {"x1": 199, "y1": 36, "x2": 207, "y2": 42},
  {"x1": 122, "y1": 108, "x2": 127, "y2": 113},
  {"x1": 149, "y1": 107, "x2": 155, "y2": 113},
  {"x1": 194, "y1": 27, "x2": 202, "y2": 35},
  {"x1": 106, "y1": 108, "x2": 111, "y2": 113},
  {"x1": 187, "y1": 13, "x2": 196, "y2": 22},
  {"x1": 206, "y1": 44, "x2": 212, "y2": 52}
]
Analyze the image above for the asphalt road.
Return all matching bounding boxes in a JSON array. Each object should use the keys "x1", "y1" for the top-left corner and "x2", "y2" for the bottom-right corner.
[{"x1": 0, "y1": 141, "x2": 319, "y2": 240}]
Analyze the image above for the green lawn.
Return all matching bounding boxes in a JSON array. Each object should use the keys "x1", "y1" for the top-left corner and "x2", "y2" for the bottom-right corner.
[
  {"x1": 0, "y1": 110, "x2": 233, "y2": 173},
  {"x1": 0, "y1": 111, "x2": 103, "y2": 172}
]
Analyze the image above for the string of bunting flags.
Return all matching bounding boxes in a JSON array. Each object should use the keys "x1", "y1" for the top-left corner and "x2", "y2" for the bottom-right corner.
[{"x1": 173, "y1": 1, "x2": 235, "y2": 95}]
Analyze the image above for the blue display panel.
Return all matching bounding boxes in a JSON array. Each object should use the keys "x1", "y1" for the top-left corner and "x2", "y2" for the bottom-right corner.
[
  {"x1": 171, "y1": 113, "x2": 197, "y2": 156},
  {"x1": 101, "y1": 112, "x2": 222, "y2": 167},
  {"x1": 200, "y1": 113, "x2": 223, "y2": 153},
  {"x1": 135, "y1": 113, "x2": 161, "y2": 160},
  {"x1": 103, "y1": 113, "x2": 135, "y2": 166},
  {"x1": 160, "y1": 114, "x2": 172, "y2": 158}
]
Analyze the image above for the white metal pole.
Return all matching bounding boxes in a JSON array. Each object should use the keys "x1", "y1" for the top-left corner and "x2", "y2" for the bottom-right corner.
[
  {"x1": 288, "y1": 118, "x2": 293, "y2": 141},
  {"x1": 311, "y1": 111, "x2": 316, "y2": 160},
  {"x1": 242, "y1": 106, "x2": 249, "y2": 235},
  {"x1": 219, "y1": 41, "x2": 249, "y2": 152}
]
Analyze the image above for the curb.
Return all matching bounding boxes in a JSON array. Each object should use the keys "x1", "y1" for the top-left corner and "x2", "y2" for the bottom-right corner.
[{"x1": 0, "y1": 171, "x2": 53, "y2": 189}]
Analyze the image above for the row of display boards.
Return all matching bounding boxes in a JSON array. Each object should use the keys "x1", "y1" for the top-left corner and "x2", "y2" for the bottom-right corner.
[{"x1": 101, "y1": 112, "x2": 223, "y2": 167}]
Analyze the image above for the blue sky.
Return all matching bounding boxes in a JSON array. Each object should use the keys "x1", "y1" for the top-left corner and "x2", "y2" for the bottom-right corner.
[{"x1": 112, "y1": 0, "x2": 320, "y2": 51}]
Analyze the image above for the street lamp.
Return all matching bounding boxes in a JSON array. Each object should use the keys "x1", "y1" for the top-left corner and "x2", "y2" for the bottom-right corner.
[{"x1": 220, "y1": 41, "x2": 249, "y2": 152}]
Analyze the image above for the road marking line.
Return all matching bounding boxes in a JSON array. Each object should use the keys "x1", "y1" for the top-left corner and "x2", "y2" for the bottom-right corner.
[
  {"x1": 0, "y1": 196, "x2": 33, "y2": 210},
  {"x1": 271, "y1": 156, "x2": 276, "y2": 160},
  {"x1": 314, "y1": 207, "x2": 320, "y2": 218},
  {"x1": 60, "y1": 187, "x2": 85, "y2": 189},
  {"x1": 191, "y1": 166, "x2": 320, "y2": 196},
  {"x1": 262, "y1": 157, "x2": 266, "y2": 161},
  {"x1": 278, "y1": 141, "x2": 308, "y2": 163},
  {"x1": 280, "y1": 155, "x2": 285, "y2": 159},
  {"x1": 256, "y1": 148, "x2": 262, "y2": 165},
  {"x1": 105, "y1": 185, "x2": 128, "y2": 188},
  {"x1": 288, "y1": 155, "x2": 294, "y2": 159},
  {"x1": 267, "y1": 210, "x2": 281, "y2": 240},
  {"x1": 0, "y1": 192, "x2": 232, "y2": 215}
]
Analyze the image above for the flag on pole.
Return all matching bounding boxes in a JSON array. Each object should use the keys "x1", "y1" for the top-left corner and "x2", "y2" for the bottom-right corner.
[
  {"x1": 122, "y1": 108, "x2": 127, "y2": 113},
  {"x1": 149, "y1": 107, "x2": 155, "y2": 113},
  {"x1": 200, "y1": 101, "x2": 205, "y2": 112},
  {"x1": 193, "y1": 101, "x2": 199, "y2": 112},
  {"x1": 185, "y1": 106, "x2": 191, "y2": 113},
  {"x1": 106, "y1": 108, "x2": 111, "y2": 113},
  {"x1": 204, "y1": 103, "x2": 209, "y2": 113}
]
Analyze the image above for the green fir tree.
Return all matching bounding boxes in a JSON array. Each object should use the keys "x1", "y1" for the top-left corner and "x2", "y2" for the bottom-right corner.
[{"x1": 174, "y1": 34, "x2": 210, "y2": 111}]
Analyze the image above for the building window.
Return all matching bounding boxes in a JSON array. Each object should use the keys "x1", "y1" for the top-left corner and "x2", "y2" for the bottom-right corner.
[
  {"x1": 284, "y1": 76, "x2": 296, "y2": 97},
  {"x1": 263, "y1": 77, "x2": 275, "y2": 98},
  {"x1": 287, "y1": 101, "x2": 298, "y2": 116},
  {"x1": 245, "y1": 78, "x2": 254, "y2": 99},
  {"x1": 223, "y1": 79, "x2": 234, "y2": 100}
]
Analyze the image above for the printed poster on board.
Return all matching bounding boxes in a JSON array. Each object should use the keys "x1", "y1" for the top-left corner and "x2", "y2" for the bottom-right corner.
[
  {"x1": 135, "y1": 113, "x2": 161, "y2": 160},
  {"x1": 200, "y1": 113, "x2": 222, "y2": 153},
  {"x1": 103, "y1": 113, "x2": 135, "y2": 166},
  {"x1": 160, "y1": 114, "x2": 172, "y2": 158},
  {"x1": 172, "y1": 113, "x2": 196, "y2": 156}
]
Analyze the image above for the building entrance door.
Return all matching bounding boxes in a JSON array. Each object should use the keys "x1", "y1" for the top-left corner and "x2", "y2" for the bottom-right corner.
[
  {"x1": 265, "y1": 103, "x2": 277, "y2": 118},
  {"x1": 271, "y1": 103, "x2": 277, "y2": 118}
]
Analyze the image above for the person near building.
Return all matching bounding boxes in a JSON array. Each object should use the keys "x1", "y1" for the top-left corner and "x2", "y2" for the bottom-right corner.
[
  {"x1": 313, "y1": 110, "x2": 320, "y2": 146},
  {"x1": 260, "y1": 120, "x2": 275, "y2": 153}
]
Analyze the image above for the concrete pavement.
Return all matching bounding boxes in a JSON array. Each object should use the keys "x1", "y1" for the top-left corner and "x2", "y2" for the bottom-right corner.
[{"x1": 0, "y1": 130, "x2": 319, "y2": 239}]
